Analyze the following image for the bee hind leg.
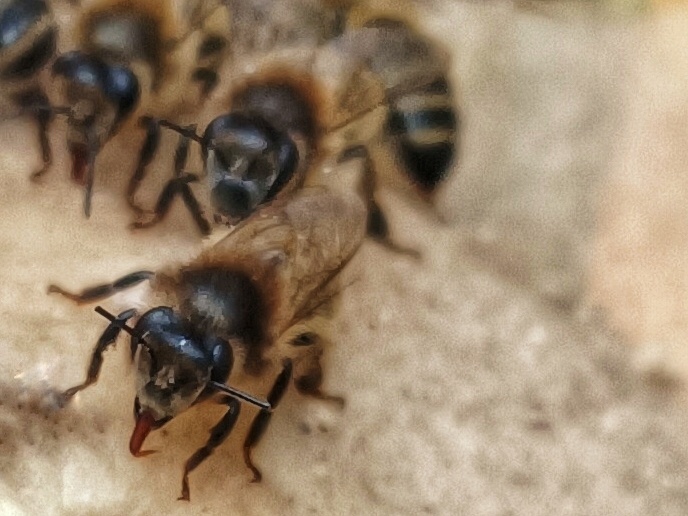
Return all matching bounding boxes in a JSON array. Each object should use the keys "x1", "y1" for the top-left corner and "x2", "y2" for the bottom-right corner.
[
  {"x1": 292, "y1": 336, "x2": 345, "y2": 409},
  {"x1": 338, "y1": 145, "x2": 421, "y2": 259},
  {"x1": 294, "y1": 362, "x2": 345, "y2": 409},
  {"x1": 242, "y1": 359, "x2": 293, "y2": 483},
  {"x1": 178, "y1": 396, "x2": 240, "y2": 502}
]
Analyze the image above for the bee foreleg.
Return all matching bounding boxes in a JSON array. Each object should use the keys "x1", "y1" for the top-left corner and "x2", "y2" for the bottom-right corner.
[
  {"x1": 127, "y1": 117, "x2": 162, "y2": 215},
  {"x1": 131, "y1": 122, "x2": 211, "y2": 235},
  {"x1": 178, "y1": 396, "x2": 240, "y2": 502},
  {"x1": 48, "y1": 271, "x2": 155, "y2": 304},
  {"x1": 180, "y1": 180, "x2": 212, "y2": 235},
  {"x1": 242, "y1": 359, "x2": 293, "y2": 483},
  {"x1": 130, "y1": 173, "x2": 211, "y2": 235},
  {"x1": 15, "y1": 89, "x2": 53, "y2": 181},
  {"x1": 60, "y1": 309, "x2": 137, "y2": 405}
]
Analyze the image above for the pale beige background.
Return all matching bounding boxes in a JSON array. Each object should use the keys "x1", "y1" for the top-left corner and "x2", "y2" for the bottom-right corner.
[{"x1": 3, "y1": 1, "x2": 688, "y2": 515}]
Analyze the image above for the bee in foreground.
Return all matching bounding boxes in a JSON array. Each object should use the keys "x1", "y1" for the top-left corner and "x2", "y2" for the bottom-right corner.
[
  {"x1": 43, "y1": 0, "x2": 231, "y2": 216},
  {"x1": 127, "y1": 11, "x2": 458, "y2": 242},
  {"x1": 0, "y1": 0, "x2": 58, "y2": 177},
  {"x1": 49, "y1": 148, "x2": 374, "y2": 500}
]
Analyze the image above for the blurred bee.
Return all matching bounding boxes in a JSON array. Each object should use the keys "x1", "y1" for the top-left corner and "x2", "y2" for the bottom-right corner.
[
  {"x1": 48, "y1": 148, "x2": 371, "y2": 500},
  {"x1": 45, "y1": 0, "x2": 231, "y2": 216},
  {"x1": 319, "y1": 12, "x2": 458, "y2": 214},
  {"x1": 127, "y1": 6, "x2": 458, "y2": 247},
  {"x1": 127, "y1": 72, "x2": 325, "y2": 236},
  {"x1": 0, "y1": 0, "x2": 58, "y2": 177}
]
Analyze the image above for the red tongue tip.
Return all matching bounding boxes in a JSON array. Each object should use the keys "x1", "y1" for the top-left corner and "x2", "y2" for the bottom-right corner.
[
  {"x1": 129, "y1": 411, "x2": 158, "y2": 458},
  {"x1": 70, "y1": 147, "x2": 88, "y2": 185}
]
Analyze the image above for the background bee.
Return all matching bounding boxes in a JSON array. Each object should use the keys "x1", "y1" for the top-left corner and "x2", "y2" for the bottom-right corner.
[
  {"x1": 126, "y1": 72, "x2": 326, "y2": 236},
  {"x1": 0, "y1": 0, "x2": 58, "y2": 178},
  {"x1": 325, "y1": 13, "x2": 459, "y2": 204},
  {"x1": 45, "y1": 0, "x2": 231, "y2": 216},
  {"x1": 48, "y1": 148, "x2": 371, "y2": 500},
  {"x1": 126, "y1": 5, "x2": 458, "y2": 247}
]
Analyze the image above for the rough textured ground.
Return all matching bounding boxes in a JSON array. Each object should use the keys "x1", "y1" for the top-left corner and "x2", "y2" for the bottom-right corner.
[{"x1": 2, "y1": 1, "x2": 688, "y2": 515}]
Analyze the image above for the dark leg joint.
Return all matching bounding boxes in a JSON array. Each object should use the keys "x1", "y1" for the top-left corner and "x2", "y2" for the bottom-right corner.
[
  {"x1": 294, "y1": 365, "x2": 345, "y2": 410},
  {"x1": 368, "y1": 203, "x2": 421, "y2": 260}
]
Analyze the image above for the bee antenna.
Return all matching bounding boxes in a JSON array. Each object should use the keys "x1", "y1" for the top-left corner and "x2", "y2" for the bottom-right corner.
[
  {"x1": 209, "y1": 381, "x2": 272, "y2": 411},
  {"x1": 158, "y1": 119, "x2": 203, "y2": 143},
  {"x1": 94, "y1": 306, "x2": 146, "y2": 343}
]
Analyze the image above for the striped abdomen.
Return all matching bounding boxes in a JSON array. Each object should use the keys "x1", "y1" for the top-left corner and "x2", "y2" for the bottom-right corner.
[{"x1": 387, "y1": 78, "x2": 457, "y2": 193}]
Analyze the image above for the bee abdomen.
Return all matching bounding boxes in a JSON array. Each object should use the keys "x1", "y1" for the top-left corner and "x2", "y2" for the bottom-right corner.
[{"x1": 387, "y1": 78, "x2": 458, "y2": 191}]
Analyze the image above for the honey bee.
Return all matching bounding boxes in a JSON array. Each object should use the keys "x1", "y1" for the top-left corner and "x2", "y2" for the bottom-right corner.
[
  {"x1": 127, "y1": 7, "x2": 458, "y2": 247},
  {"x1": 127, "y1": 72, "x2": 323, "y2": 236},
  {"x1": 44, "y1": 0, "x2": 231, "y2": 216},
  {"x1": 48, "y1": 147, "x2": 372, "y2": 500},
  {"x1": 0, "y1": 0, "x2": 58, "y2": 177}
]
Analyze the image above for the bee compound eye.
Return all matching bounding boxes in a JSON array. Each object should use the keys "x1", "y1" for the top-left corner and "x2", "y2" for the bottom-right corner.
[{"x1": 211, "y1": 180, "x2": 253, "y2": 219}]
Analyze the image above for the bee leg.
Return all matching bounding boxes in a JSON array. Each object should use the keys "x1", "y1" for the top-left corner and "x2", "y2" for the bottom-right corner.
[
  {"x1": 32, "y1": 96, "x2": 53, "y2": 181},
  {"x1": 82, "y1": 133, "x2": 98, "y2": 218},
  {"x1": 48, "y1": 270, "x2": 155, "y2": 305},
  {"x1": 178, "y1": 396, "x2": 240, "y2": 502},
  {"x1": 14, "y1": 89, "x2": 53, "y2": 181},
  {"x1": 60, "y1": 309, "x2": 137, "y2": 405},
  {"x1": 294, "y1": 351, "x2": 345, "y2": 409},
  {"x1": 366, "y1": 202, "x2": 419, "y2": 258},
  {"x1": 242, "y1": 359, "x2": 293, "y2": 483},
  {"x1": 130, "y1": 174, "x2": 211, "y2": 235},
  {"x1": 338, "y1": 145, "x2": 421, "y2": 259},
  {"x1": 191, "y1": 68, "x2": 219, "y2": 97},
  {"x1": 127, "y1": 117, "x2": 162, "y2": 215},
  {"x1": 131, "y1": 124, "x2": 211, "y2": 235}
]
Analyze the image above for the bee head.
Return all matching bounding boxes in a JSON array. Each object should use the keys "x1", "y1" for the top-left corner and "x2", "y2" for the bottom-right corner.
[
  {"x1": 52, "y1": 51, "x2": 139, "y2": 183},
  {"x1": 202, "y1": 113, "x2": 298, "y2": 221},
  {"x1": 128, "y1": 307, "x2": 231, "y2": 457}
]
